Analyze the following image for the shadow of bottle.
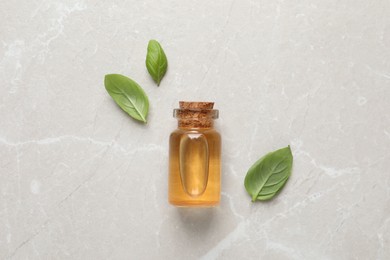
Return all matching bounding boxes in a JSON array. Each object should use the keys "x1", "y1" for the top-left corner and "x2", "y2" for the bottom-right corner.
[{"x1": 176, "y1": 207, "x2": 216, "y2": 233}]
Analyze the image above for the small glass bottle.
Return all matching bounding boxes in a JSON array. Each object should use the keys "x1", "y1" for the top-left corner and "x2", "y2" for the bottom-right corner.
[{"x1": 168, "y1": 101, "x2": 221, "y2": 207}]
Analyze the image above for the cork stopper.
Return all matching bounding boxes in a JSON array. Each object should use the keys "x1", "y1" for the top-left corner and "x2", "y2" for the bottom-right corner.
[
  {"x1": 174, "y1": 101, "x2": 218, "y2": 128},
  {"x1": 179, "y1": 101, "x2": 214, "y2": 109}
]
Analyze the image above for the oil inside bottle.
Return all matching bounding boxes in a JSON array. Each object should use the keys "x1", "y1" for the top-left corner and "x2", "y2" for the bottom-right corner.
[
  {"x1": 179, "y1": 133, "x2": 209, "y2": 196},
  {"x1": 169, "y1": 128, "x2": 221, "y2": 207}
]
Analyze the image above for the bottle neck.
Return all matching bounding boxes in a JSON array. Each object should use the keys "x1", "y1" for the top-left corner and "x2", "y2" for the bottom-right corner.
[{"x1": 177, "y1": 119, "x2": 215, "y2": 129}]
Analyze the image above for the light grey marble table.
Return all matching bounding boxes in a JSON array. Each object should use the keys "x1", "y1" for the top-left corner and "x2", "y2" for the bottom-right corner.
[{"x1": 1, "y1": 0, "x2": 390, "y2": 259}]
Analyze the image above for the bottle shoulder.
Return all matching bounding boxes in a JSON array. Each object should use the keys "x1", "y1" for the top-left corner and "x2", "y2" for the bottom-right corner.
[
  {"x1": 170, "y1": 129, "x2": 220, "y2": 144},
  {"x1": 170, "y1": 128, "x2": 220, "y2": 135}
]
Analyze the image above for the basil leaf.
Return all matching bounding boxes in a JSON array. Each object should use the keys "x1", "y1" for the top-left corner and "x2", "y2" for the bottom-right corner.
[
  {"x1": 146, "y1": 39, "x2": 168, "y2": 86},
  {"x1": 104, "y1": 74, "x2": 149, "y2": 123},
  {"x1": 244, "y1": 146, "x2": 293, "y2": 202}
]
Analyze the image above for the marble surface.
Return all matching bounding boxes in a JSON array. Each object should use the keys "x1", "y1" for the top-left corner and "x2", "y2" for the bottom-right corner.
[{"x1": 1, "y1": 0, "x2": 390, "y2": 259}]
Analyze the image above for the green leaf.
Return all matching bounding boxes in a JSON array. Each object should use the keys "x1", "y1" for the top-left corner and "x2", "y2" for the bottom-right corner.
[
  {"x1": 146, "y1": 39, "x2": 168, "y2": 86},
  {"x1": 104, "y1": 74, "x2": 149, "y2": 123},
  {"x1": 244, "y1": 146, "x2": 293, "y2": 202}
]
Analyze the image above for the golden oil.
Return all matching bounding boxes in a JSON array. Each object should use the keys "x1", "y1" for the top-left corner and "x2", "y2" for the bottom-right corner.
[{"x1": 168, "y1": 101, "x2": 221, "y2": 207}]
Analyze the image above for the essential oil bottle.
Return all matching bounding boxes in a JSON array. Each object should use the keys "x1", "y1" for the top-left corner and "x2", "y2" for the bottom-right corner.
[{"x1": 168, "y1": 101, "x2": 221, "y2": 207}]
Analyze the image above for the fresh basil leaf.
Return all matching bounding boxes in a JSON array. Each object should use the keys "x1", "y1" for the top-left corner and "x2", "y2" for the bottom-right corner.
[
  {"x1": 244, "y1": 146, "x2": 293, "y2": 202},
  {"x1": 146, "y1": 39, "x2": 168, "y2": 86},
  {"x1": 104, "y1": 74, "x2": 149, "y2": 123}
]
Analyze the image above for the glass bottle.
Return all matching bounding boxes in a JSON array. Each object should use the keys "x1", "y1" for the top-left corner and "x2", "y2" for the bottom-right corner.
[{"x1": 168, "y1": 101, "x2": 221, "y2": 207}]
